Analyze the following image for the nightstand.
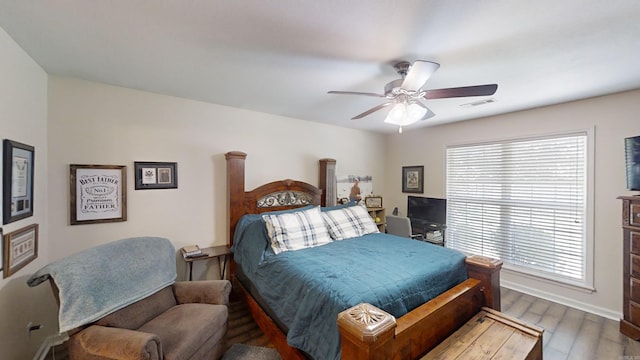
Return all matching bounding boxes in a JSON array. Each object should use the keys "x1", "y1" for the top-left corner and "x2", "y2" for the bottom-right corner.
[{"x1": 183, "y1": 245, "x2": 231, "y2": 281}]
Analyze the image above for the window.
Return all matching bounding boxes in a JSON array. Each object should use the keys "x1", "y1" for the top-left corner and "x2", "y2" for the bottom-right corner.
[{"x1": 446, "y1": 132, "x2": 591, "y2": 287}]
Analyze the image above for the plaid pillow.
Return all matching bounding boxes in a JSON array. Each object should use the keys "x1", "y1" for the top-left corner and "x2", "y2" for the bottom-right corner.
[
  {"x1": 322, "y1": 208, "x2": 364, "y2": 240},
  {"x1": 321, "y1": 205, "x2": 380, "y2": 240},
  {"x1": 262, "y1": 206, "x2": 333, "y2": 254},
  {"x1": 346, "y1": 205, "x2": 380, "y2": 235}
]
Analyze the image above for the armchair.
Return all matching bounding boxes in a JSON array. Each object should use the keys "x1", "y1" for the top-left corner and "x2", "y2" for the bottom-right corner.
[{"x1": 28, "y1": 237, "x2": 231, "y2": 360}]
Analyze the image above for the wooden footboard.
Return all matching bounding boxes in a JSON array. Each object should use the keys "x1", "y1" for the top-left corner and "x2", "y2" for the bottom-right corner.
[{"x1": 338, "y1": 257, "x2": 502, "y2": 360}]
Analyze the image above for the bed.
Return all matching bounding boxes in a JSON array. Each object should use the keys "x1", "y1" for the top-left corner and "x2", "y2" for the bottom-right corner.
[{"x1": 225, "y1": 151, "x2": 502, "y2": 360}]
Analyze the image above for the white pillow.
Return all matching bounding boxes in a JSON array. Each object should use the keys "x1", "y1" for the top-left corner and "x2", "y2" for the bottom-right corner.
[
  {"x1": 322, "y1": 208, "x2": 364, "y2": 240},
  {"x1": 262, "y1": 206, "x2": 333, "y2": 254},
  {"x1": 322, "y1": 205, "x2": 379, "y2": 240},
  {"x1": 347, "y1": 205, "x2": 380, "y2": 235}
]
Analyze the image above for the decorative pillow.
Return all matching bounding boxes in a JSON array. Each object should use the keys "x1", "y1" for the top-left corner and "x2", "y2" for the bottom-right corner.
[
  {"x1": 262, "y1": 206, "x2": 333, "y2": 254},
  {"x1": 346, "y1": 205, "x2": 380, "y2": 235},
  {"x1": 322, "y1": 205, "x2": 379, "y2": 240},
  {"x1": 321, "y1": 208, "x2": 364, "y2": 240}
]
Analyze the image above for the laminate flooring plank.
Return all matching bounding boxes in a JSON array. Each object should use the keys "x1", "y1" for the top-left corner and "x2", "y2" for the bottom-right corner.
[{"x1": 567, "y1": 315, "x2": 602, "y2": 360}]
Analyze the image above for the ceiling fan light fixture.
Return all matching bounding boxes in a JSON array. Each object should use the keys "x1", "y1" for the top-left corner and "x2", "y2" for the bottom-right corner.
[{"x1": 384, "y1": 102, "x2": 425, "y2": 127}]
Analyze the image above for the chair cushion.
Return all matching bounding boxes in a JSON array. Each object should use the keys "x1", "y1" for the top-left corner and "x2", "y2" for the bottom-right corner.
[
  {"x1": 95, "y1": 286, "x2": 177, "y2": 330},
  {"x1": 138, "y1": 303, "x2": 228, "y2": 360}
]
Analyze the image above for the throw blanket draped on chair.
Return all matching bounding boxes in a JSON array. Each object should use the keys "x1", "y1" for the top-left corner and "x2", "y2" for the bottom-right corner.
[{"x1": 27, "y1": 237, "x2": 177, "y2": 333}]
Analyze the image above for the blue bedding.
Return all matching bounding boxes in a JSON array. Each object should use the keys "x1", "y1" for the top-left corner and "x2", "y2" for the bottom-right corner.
[{"x1": 232, "y1": 214, "x2": 467, "y2": 360}]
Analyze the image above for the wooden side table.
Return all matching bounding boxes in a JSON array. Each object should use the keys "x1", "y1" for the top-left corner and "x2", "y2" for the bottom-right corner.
[{"x1": 183, "y1": 245, "x2": 231, "y2": 281}]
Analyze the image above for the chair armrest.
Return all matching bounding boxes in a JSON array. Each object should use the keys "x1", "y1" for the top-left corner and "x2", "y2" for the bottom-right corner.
[
  {"x1": 173, "y1": 280, "x2": 231, "y2": 305},
  {"x1": 68, "y1": 325, "x2": 161, "y2": 360}
]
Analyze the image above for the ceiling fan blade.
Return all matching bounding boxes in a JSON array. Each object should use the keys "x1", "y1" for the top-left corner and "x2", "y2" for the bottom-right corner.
[
  {"x1": 424, "y1": 84, "x2": 498, "y2": 99},
  {"x1": 401, "y1": 60, "x2": 440, "y2": 91},
  {"x1": 413, "y1": 101, "x2": 436, "y2": 120},
  {"x1": 328, "y1": 90, "x2": 385, "y2": 98},
  {"x1": 351, "y1": 102, "x2": 392, "y2": 120}
]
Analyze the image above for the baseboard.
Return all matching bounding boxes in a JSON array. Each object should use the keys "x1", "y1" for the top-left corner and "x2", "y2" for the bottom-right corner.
[
  {"x1": 502, "y1": 280, "x2": 621, "y2": 321},
  {"x1": 33, "y1": 333, "x2": 69, "y2": 360}
]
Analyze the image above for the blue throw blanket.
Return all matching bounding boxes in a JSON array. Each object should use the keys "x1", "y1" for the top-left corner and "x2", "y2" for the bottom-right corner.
[
  {"x1": 233, "y1": 214, "x2": 467, "y2": 360},
  {"x1": 27, "y1": 237, "x2": 177, "y2": 333}
]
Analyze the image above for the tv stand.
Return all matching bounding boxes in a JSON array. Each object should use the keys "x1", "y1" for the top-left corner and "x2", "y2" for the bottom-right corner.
[{"x1": 411, "y1": 220, "x2": 446, "y2": 246}]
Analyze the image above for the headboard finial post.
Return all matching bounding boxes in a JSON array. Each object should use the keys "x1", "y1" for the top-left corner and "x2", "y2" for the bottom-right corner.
[{"x1": 226, "y1": 151, "x2": 247, "y2": 248}]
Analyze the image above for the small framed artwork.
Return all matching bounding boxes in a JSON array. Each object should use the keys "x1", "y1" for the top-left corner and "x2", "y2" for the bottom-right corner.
[
  {"x1": 402, "y1": 166, "x2": 424, "y2": 193},
  {"x1": 3, "y1": 223, "x2": 38, "y2": 278},
  {"x1": 3, "y1": 139, "x2": 35, "y2": 224},
  {"x1": 365, "y1": 196, "x2": 383, "y2": 208},
  {"x1": 70, "y1": 164, "x2": 127, "y2": 225},
  {"x1": 134, "y1": 162, "x2": 178, "y2": 190}
]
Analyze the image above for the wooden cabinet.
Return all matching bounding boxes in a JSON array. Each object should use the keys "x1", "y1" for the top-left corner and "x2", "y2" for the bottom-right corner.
[
  {"x1": 620, "y1": 195, "x2": 640, "y2": 339},
  {"x1": 367, "y1": 207, "x2": 386, "y2": 233}
]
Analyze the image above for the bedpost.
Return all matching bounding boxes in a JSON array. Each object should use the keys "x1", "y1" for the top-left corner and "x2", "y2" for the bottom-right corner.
[
  {"x1": 465, "y1": 255, "x2": 503, "y2": 311},
  {"x1": 225, "y1": 151, "x2": 247, "y2": 249},
  {"x1": 337, "y1": 303, "x2": 397, "y2": 360},
  {"x1": 319, "y1": 158, "x2": 337, "y2": 207}
]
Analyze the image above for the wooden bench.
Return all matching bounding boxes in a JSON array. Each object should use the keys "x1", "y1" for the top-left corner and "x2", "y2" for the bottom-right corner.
[{"x1": 421, "y1": 307, "x2": 543, "y2": 360}]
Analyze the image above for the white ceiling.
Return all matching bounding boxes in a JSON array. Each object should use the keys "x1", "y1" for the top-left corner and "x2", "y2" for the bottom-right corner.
[{"x1": 1, "y1": 1, "x2": 639, "y2": 134}]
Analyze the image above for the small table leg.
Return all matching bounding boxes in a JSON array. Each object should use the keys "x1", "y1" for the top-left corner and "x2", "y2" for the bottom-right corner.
[{"x1": 218, "y1": 255, "x2": 228, "y2": 280}]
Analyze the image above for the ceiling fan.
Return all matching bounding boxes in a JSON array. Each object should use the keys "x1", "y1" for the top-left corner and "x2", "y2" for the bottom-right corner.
[{"x1": 328, "y1": 60, "x2": 498, "y2": 133}]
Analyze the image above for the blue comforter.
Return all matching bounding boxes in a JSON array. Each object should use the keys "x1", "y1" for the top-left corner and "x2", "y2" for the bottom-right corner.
[{"x1": 232, "y1": 214, "x2": 467, "y2": 360}]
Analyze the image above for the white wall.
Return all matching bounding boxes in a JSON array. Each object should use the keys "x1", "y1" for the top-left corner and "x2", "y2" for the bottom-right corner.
[
  {"x1": 0, "y1": 28, "x2": 53, "y2": 359},
  {"x1": 47, "y1": 75, "x2": 387, "y2": 276},
  {"x1": 384, "y1": 90, "x2": 640, "y2": 319}
]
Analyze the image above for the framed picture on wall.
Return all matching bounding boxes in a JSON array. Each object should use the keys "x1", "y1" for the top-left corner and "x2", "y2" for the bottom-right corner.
[
  {"x1": 3, "y1": 223, "x2": 38, "y2": 279},
  {"x1": 3, "y1": 139, "x2": 35, "y2": 224},
  {"x1": 134, "y1": 161, "x2": 178, "y2": 190},
  {"x1": 402, "y1": 165, "x2": 424, "y2": 193},
  {"x1": 70, "y1": 164, "x2": 127, "y2": 225}
]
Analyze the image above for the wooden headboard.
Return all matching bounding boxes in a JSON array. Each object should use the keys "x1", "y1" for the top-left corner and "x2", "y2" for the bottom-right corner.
[{"x1": 225, "y1": 151, "x2": 336, "y2": 249}]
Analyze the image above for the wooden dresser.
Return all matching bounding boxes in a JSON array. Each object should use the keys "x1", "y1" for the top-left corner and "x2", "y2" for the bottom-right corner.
[{"x1": 620, "y1": 195, "x2": 640, "y2": 339}]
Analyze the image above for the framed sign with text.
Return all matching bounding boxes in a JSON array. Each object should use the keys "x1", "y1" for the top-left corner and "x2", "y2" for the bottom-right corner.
[
  {"x1": 70, "y1": 164, "x2": 127, "y2": 225},
  {"x1": 3, "y1": 139, "x2": 35, "y2": 224},
  {"x1": 3, "y1": 223, "x2": 38, "y2": 278}
]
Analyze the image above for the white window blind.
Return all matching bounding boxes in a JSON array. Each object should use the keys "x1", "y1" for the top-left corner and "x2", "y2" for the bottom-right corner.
[{"x1": 446, "y1": 133, "x2": 588, "y2": 286}]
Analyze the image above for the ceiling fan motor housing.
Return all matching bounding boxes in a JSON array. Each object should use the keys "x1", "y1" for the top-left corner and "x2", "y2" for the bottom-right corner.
[{"x1": 393, "y1": 61, "x2": 412, "y2": 77}]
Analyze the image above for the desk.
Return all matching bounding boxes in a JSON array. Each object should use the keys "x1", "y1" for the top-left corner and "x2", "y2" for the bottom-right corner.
[{"x1": 183, "y1": 245, "x2": 231, "y2": 281}]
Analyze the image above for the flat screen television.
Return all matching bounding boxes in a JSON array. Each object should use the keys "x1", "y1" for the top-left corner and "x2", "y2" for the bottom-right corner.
[
  {"x1": 407, "y1": 196, "x2": 447, "y2": 226},
  {"x1": 626, "y1": 135, "x2": 640, "y2": 191}
]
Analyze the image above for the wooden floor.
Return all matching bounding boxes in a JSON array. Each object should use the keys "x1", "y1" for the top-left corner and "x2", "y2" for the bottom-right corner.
[
  {"x1": 46, "y1": 287, "x2": 640, "y2": 360},
  {"x1": 225, "y1": 293, "x2": 273, "y2": 348},
  {"x1": 501, "y1": 287, "x2": 640, "y2": 359}
]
